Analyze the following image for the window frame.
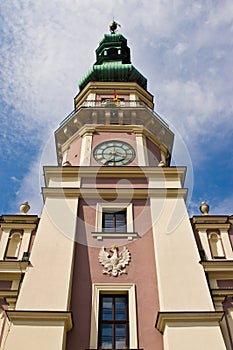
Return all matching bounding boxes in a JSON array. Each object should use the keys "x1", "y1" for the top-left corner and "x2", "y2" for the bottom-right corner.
[
  {"x1": 90, "y1": 284, "x2": 138, "y2": 349},
  {"x1": 102, "y1": 210, "x2": 127, "y2": 233},
  {"x1": 92, "y1": 203, "x2": 137, "y2": 241},
  {"x1": 98, "y1": 293, "x2": 129, "y2": 349}
]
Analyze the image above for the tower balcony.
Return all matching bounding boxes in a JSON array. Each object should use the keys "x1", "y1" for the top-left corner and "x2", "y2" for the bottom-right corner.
[
  {"x1": 60, "y1": 99, "x2": 168, "y2": 128},
  {"x1": 55, "y1": 100, "x2": 174, "y2": 165}
]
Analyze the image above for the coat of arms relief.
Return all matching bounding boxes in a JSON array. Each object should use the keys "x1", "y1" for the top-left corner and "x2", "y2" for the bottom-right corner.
[{"x1": 98, "y1": 245, "x2": 131, "y2": 277}]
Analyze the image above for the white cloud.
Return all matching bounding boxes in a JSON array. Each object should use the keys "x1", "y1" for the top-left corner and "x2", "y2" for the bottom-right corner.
[
  {"x1": 14, "y1": 160, "x2": 43, "y2": 215},
  {"x1": 173, "y1": 43, "x2": 188, "y2": 55},
  {"x1": 13, "y1": 131, "x2": 57, "y2": 215},
  {"x1": 10, "y1": 176, "x2": 20, "y2": 183}
]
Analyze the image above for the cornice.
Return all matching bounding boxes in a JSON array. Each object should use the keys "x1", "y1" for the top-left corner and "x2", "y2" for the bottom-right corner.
[
  {"x1": 212, "y1": 289, "x2": 233, "y2": 297},
  {"x1": 155, "y1": 311, "x2": 224, "y2": 333},
  {"x1": 0, "y1": 215, "x2": 39, "y2": 224},
  {"x1": 0, "y1": 290, "x2": 18, "y2": 298},
  {"x1": 0, "y1": 223, "x2": 38, "y2": 231},
  {"x1": 43, "y1": 166, "x2": 186, "y2": 187},
  {"x1": 42, "y1": 187, "x2": 187, "y2": 201},
  {"x1": 192, "y1": 216, "x2": 230, "y2": 225},
  {"x1": 194, "y1": 223, "x2": 231, "y2": 231},
  {"x1": 6, "y1": 310, "x2": 73, "y2": 331},
  {"x1": 200, "y1": 260, "x2": 233, "y2": 272},
  {"x1": 0, "y1": 261, "x2": 30, "y2": 275}
]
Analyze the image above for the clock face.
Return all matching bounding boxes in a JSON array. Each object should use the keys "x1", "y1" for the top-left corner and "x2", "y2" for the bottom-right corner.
[{"x1": 93, "y1": 140, "x2": 135, "y2": 166}]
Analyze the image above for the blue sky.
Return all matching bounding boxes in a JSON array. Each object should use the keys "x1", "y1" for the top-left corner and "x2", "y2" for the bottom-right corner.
[{"x1": 0, "y1": 0, "x2": 232, "y2": 216}]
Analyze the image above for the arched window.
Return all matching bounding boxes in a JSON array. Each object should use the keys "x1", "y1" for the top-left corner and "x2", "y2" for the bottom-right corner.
[
  {"x1": 107, "y1": 48, "x2": 118, "y2": 56},
  {"x1": 5, "y1": 232, "x2": 22, "y2": 259},
  {"x1": 208, "y1": 232, "x2": 225, "y2": 259}
]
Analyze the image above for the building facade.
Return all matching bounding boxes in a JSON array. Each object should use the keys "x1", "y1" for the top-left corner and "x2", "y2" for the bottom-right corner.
[{"x1": 0, "y1": 26, "x2": 233, "y2": 350}]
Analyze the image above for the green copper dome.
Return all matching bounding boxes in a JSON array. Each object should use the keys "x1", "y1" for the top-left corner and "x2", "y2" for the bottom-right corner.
[{"x1": 78, "y1": 33, "x2": 147, "y2": 91}]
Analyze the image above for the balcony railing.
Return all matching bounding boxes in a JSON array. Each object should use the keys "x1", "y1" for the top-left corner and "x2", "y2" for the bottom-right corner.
[
  {"x1": 59, "y1": 100, "x2": 169, "y2": 128},
  {"x1": 81, "y1": 99, "x2": 146, "y2": 108}
]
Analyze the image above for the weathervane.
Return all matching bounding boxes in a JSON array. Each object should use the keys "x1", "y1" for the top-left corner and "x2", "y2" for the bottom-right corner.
[{"x1": 109, "y1": 20, "x2": 121, "y2": 34}]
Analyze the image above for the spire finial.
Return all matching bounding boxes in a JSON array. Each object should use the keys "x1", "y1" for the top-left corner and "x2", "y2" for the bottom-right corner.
[{"x1": 109, "y1": 20, "x2": 121, "y2": 34}]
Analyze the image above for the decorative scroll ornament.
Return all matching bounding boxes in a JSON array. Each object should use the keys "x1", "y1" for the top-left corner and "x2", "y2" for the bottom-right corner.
[{"x1": 98, "y1": 245, "x2": 131, "y2": 277}]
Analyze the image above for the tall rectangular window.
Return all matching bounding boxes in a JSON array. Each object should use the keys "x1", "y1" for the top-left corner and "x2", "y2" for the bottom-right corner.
[
  {"x1": 98, "y1": 294, "x2": 129, "y2": 349},
  {"x1": 102, "y1": 211, "x2": 126, "y2": 233}
]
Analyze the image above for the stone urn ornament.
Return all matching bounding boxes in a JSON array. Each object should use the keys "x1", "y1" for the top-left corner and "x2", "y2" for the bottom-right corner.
[
  {"x1": 199, "y1": 201, "x2": 209, "y2": 215},
  {"x1": 20, "y1": 201, "x2": 30, "y2": 215}
]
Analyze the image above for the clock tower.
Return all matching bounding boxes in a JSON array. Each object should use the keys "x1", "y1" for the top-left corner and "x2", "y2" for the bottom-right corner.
[{"x1": 1, "y1": 24, "x2": 228, "y2": 350}]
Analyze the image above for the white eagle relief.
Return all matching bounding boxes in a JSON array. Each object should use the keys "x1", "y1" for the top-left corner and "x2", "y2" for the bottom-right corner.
[{"x1": 98, "y1": 245, "x2": 131, "y2": 277}]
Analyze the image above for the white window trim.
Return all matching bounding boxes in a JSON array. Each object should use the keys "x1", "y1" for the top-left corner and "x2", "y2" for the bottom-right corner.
[
  {"x1": 89, "y1": 283, "x2": 138, "y2": 349},
  {"x1": 93, "y1": 203, "x2": 137, "y2": 240}
]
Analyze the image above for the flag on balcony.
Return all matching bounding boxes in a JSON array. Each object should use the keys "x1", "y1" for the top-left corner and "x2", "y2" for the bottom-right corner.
[
  {"x1": 114, "y1": 90, "x2": 120, "y2": 106},
  {"x1": 114, "y1": 89, "x2": 118, "y2": 100}
]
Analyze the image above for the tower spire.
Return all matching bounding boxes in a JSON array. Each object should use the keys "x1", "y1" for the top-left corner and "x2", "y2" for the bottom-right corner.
[{"x1": 78, "y1": 28, "x2": 147, "y2": 91}]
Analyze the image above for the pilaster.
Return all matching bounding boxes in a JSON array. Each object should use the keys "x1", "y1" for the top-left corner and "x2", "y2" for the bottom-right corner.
[
  {"x1": 134, "y1": 130, "x2": 148, "y2": 166},
  {"x1": 79, "y1": 130, "x2": 94, "y2": 166},
  {"x1": 0, "y1": 229, "x2": 10, "y2": 260}
]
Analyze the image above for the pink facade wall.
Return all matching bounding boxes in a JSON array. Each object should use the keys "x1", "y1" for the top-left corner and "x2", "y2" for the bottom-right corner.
[
  {"x1": 67, "y1": 198, "x2": 163, "y2": 350},
  {"x1": 71, "y1": 198, "x2": 155, "y2": 248},
  {"x1": 67, "y1": 136, "x2": 82, "y2": 166},
  {"x1": 146, "y1": 138, "x2": 161, "y2": 166}
]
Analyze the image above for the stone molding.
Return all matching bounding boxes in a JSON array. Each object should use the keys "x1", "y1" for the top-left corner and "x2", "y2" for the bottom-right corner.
[
  {"x1": 156, "y1": 311, "x2": 224, "y2": 333},
  {"x1": 194, "y1": 223, "x2": 230, "y2": 231},
  {"x1": 42, "y1": 187, "x2": 188, "y2": 201},
  {"x1": 201, "y1": 260, "x2": 233, "y2": 272},
  {"x1": 0, "y1": 216, "x2": 39, "y2": 231},
  {"x1": 43, "y1": 165, "x2": 186, "y2": 187},
  {"x1": 92, "y1": 232, "x2": 139, "y2": 241},
  {"x1": 6, "y1": 310, "x2": 73, "y2": 331}
]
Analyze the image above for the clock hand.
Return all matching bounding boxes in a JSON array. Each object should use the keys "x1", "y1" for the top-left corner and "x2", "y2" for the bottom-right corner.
[
  {"x1": 115, "y1": 151, "x2": 124, "y2": 157},
  {"x1": 111, "y1": 148, "x2": 124, "y2": 157},
  {"x1": 104, "y1": 154, "x2": 113, "y2": 165}
]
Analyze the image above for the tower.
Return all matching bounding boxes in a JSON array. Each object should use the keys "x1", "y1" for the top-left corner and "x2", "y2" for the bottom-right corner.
[{"x1": 0, "y1": 24, "x2": 231, "y2": 350}]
